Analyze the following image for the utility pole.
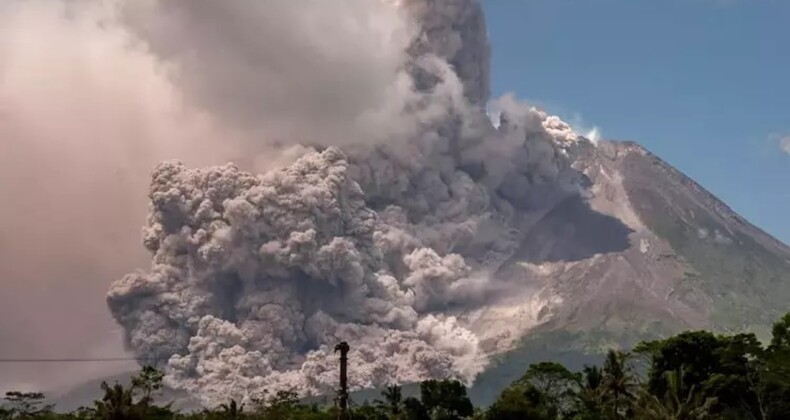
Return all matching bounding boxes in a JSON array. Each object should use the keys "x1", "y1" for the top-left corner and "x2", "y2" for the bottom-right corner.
[{"x1": 334, "y1": 341, "x2": 350, "y2": 420}]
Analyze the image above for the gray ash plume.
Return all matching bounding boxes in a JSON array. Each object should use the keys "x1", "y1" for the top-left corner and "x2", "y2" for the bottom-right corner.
[{"x1": 107, "y1": 0, "x2": 592, "y2": 406}]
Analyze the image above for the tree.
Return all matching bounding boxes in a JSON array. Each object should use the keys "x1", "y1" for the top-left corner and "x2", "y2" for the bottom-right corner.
[
  {"x1": 402, "y1": 396, "x2": 429, "y2": 420},
  {"x1": 769, "y1": 312, "x2": 790, "y2": 351},
  {"x1": 375, "y1": 385, "x2": 404, "y2": 418},
  {"x1": 485, "y1": 384, "x2": 552, "y2": 420},
  {"x1": 633, "y1": 369, "x2": 717, "y2": 420},
  {"x1": 258, "y1": 389, "x2": 300, "y2": 419},
  {"x1": 3, "y1": 391, "x2": 54, "y2": 418},
  {"x1": 130, "y1": 366, "x2": 164, "y2": 404},
  {"x1": 571, "y1": 365, "x2": 607, "y2": 420},
  {"x1": 600, "y1": 350, "x2": 638, "y2": 419},
  {"x1": 350, "y1": 403, "x2": 388, "y2": 420},
  {"x1": 91, "y1": 366, "x2": 173, "y2": 420},
  {"x1": 635, "y1": 330, "x2": 763, "y2": 418},
  {"x1": 93, "y1": 382, "x2": 142, "y2": 420},
  {"x1": 419, "y1": 380, "x2": 473, "y2": 420},
  {"x1": 517, "y1": 362, "x2": 580, "y2": 418},
  {"x1": 749, "y1": 312, "x2": 790, "y2": 420}
]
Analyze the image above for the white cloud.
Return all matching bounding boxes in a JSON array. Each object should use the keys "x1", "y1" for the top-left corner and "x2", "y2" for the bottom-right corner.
[
  {"x1": 582, "y1": 126, "x2": 602, "y2": 143},
  {"x1": 569, "y1": 113, "x2": 603, "y2": 143},
  {"x1": 769, "y1": 133, "x2": 790, "y2": 155},
  {"x1": 780, "y1": 135, "x2": 790, "y2": 155}
]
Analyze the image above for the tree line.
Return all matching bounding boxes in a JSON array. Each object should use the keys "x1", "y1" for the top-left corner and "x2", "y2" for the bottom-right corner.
[{"x1": 2, "y1": 312, "x2": 788, "y2": 419}]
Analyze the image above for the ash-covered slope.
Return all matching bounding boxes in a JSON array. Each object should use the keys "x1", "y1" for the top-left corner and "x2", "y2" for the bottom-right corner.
[
  {"x1": 470, "y1": 139, "x2": 790, "y2": 403},
  {"x1": 613, "y1": 141, "x2": 790, "y2": 332},
  {"x1": 483, "y1": 138, "x2": 790, "y2": 347},
  {"x1": 565, "y1": 139, "x2": 790, "y2": 334}
]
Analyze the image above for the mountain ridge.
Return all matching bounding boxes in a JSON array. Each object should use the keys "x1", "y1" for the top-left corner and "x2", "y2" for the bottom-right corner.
[
  {"x1": 467, "y1": 137, "x2": 790, "y2": 404},
  {"x1": 619, "y1": 140, "x2": 790, "y2": 256},
  {"x1": 472, "y1": 134, "x2": 789, "y2": 346}
]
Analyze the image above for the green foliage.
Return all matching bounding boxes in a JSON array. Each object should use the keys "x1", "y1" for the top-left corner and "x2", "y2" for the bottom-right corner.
[
  {"x1": 571, "y1": 366, "x2": 606, "y2": 419},
  {"x1": 88, "y1": 364, "x2": 174, "y2": 420},
  {"x1": 750, "y1": 313, "x2": 790, "y2": 420},
  {"x1": 635, "y1": 330, "x2": 763, "y2": 418},
  {"x1": 632, "y1": 369, "x2": 717, "y2": 419},
  {"x1": 769, "y1": 312, "x2": 790, "y2": 351},
  {"x1": 402, "y1": 396, "x2": 429, "y2": 420},
  {"x1": 600, "y1": 350, "x2": 639, "y2": 419},
  {"x1": 516, "y1": 362, "x2": 580, "y2": 418},
  {"x1": 485, "y1": 384, "x2": 553, "y2": 420},
  {"x1": 374, "y1": 384, "x2": 404, "y2": 418},
  {"x1": 2, "y1": 312, "x2": 790, "y2": 419},
  {"x1": 130, "y1": 366, "x2": 164, "y2": 404},
  {"x1": 419, "y1": 380, "x2": 474, "y2": 420}
]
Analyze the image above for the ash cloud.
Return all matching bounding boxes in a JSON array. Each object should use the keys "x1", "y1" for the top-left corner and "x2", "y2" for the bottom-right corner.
[
  {"x1": 120, "y1": 0, "x2": 416, "y2": 148},
  {"x1": 1, "y1": 0, "x2": 594, "y2": 403},
  {"x1": 105, "y1": 0, "x2": 595, "y2": 407}
]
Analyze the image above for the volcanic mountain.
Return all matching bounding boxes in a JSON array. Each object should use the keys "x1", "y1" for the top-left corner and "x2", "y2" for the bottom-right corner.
[
  {"x1": 54, "y1": 136, "x2": 790, "y2": 410},
  {"x1": 91, "y1": 0, "x2": 790, "y2": 408},
  {"x1": 469, "y1": 138, "x2": 790, "y2": 403}
]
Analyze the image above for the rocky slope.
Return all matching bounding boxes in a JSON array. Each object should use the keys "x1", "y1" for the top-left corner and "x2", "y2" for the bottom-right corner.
[{"x1": 468, "y1": 138, "x2": 790, "y2": 404}]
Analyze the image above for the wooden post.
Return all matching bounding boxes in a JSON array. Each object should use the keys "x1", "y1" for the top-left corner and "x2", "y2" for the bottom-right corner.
[{"x1": 334, "y1": 341, "x2": 350, "y2": 420}]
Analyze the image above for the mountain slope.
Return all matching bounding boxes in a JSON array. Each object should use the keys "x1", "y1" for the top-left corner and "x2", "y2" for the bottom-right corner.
[
  {"x1": 469, "y1": 139, "x2": 790, "y2": 404},
  {"x1": 616, "y1": 141, "x2": 790, "y2": 333}
]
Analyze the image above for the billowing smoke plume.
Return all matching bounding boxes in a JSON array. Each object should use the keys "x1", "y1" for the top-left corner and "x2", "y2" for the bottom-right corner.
[
  {"x1": 104, "y1": 0, "x2": 592, "y2": 407},
  {"x1": 110, "y1": 146, "x2": 494, "y2": 401},
  {"x1": 0, "y1": 0, "x2": 591, "y2": 402}
]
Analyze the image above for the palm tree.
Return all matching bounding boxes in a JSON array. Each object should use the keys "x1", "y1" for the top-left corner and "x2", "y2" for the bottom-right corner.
[
  {"x1": 601, "y1": 350, "x2": 639, "y2": 418},
  {"x1": 634, "y1": 369, "x2": 717, "y2": 419},
  {"x1": 575, "y1": 365, "x2": 606, "y2": 418},
  {"x1": 376, "y1": 384, "x2": 404, "y2": 418},
  {"x1": 93, "y1": 382, "x2": 141, "y2": 420}
]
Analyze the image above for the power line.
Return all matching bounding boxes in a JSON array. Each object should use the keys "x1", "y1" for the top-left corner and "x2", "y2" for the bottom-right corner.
[
  {"x1": 0, "y1": 353, "x2": 494, "y2": 364},
  {"x1": 0, "y1": 357, "x2": 168, "y2": 363}
]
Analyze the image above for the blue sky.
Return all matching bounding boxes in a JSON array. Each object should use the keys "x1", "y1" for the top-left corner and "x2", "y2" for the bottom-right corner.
[{"x1": 481, "y1": 0, "x2": 790, "y2": 244}]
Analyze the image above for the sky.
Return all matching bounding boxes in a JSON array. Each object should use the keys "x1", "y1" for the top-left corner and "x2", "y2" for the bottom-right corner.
[{"x1": 482, "y1": 0, "x2": 790, "y2": 244}]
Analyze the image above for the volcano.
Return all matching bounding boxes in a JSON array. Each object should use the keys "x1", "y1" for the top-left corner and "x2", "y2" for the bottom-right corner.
[
  {"x1": 469, "y1": 138, "x2": 790, "y2": 403},
  {"x1": 95, "y1": 0, "x2": 790, "y2": 407}
]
